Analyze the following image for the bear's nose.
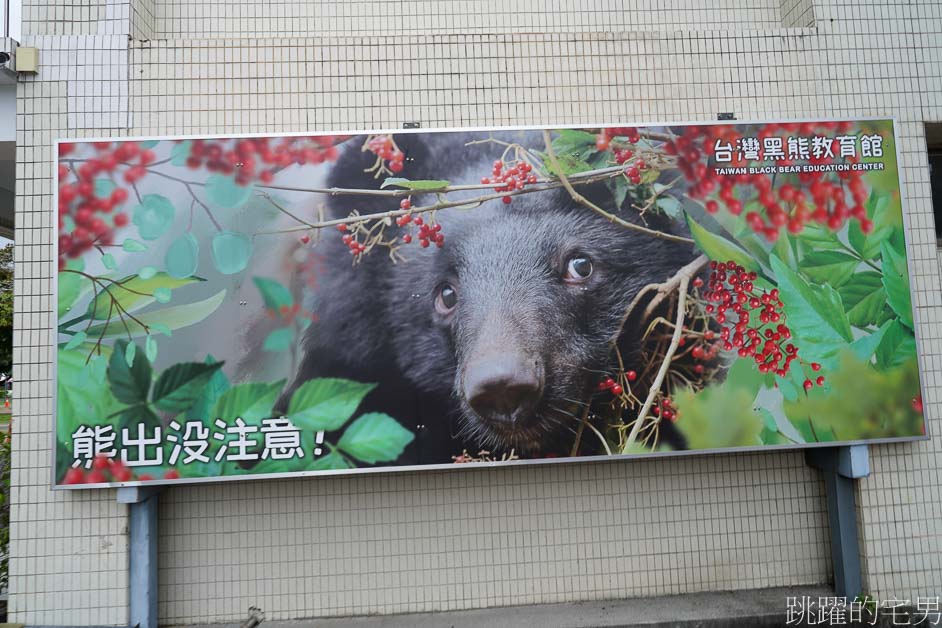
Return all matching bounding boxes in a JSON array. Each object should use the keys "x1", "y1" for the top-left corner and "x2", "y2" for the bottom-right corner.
[{"x1": 464, "y1": 354, "x2": 543, "y2": 423}]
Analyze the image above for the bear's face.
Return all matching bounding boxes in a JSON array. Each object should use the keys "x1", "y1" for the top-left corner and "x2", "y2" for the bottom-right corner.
[{"x1": 384, "y1": 190, "x2": 688, "y2": 453}]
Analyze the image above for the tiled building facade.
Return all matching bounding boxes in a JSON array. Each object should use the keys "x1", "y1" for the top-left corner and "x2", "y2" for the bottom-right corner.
[{"x1": 9, "y1": 0, "x2": 942, "y2": 624}]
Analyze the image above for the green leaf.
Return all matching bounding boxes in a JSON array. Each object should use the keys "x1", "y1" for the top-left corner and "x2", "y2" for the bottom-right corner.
[
  {"x1": 337, "y1": 412, "x2": 414, "y2": 464},
  {"x1": 849, "y1": 320, "x2": 891, "y2": 364},
  {"x1": 875, "y1": 319, "x2": 917, "y2": 370},
  {"x1": 139, "y1": 140, "x2": 160, "y2": 149},
  {"x1": 551, "y1": 129, "x2": 599, "y2": 158},
  {"x1": 608, "y1": 176, "x2": 628, "y2": 209},
  {"x1": 57, "y1": 260, "x2": 86, "y2": 318},
  {"x1": 673, "y1": 384, "x2": 764, "y2": 449},
  {"x1": 107, "y1": 339, "x2": 152, "y2": 405},
  {"x1": 544, "y1": 152, "x2": 594, "y2": 177},
  {"x1": 848, "y1": 194, "x2": 898, "y2": 261},
  {"x1": 685, "y1": 213, "x2": 760, "y2": 272},
  {"x1": 63, "y1": 330, "x2": 87, "y2": 350},
  {"x1": 253, "y1": 277, "x2": 294, "y2": 310},
  {"x1": 309, "y1": 451, "x2": 354, "y2": 471},
  {"x1": 881, "y1": 240, "x2": 913, "y2": 329},
  {"x1": 170, "y1": 140, "x2": 192, "y2": 167},
  {"x1": 770, "y1": 255, "x2": 854, "y2": 363},
  {"x1": 784, "y1": 350, "x2": 922, "y2": 441},
  {"x1": 57, "y1": 348, "x2": 124, "y2": 446},
  {"x1": 839, "y1": 271, "x2": 886, "y2": 328},
  {"x1": 133, "y1": 194, "x2": 176, "y2": 241},
  {"x1": 655, "y1": 196, "x2": 682, "y2": 219},
  {"x1": 210, "y1": 380, "x2": 284, "y2": 423},
  {"x1": 263, "y1": 327, "x2": 293, "y2": 352},
  {"x1": 94, "y1": 177, "x2": 116, "y2": 199},
  {"x1": 86, "y1": 289, "x2": 226, "y2": 338},
  {"x1": 101, "y1": 253, "x2": 117, "y2": 270},
  {"x1": 380, "y1": 178, "x2": 450, "y2": 191},
  {"x1": 287, "y1": 378, "x2": 376, "y2": 432},
  {"x1": 186, "y1": 355, "x2": 230, "y2": 421},
  {"x1": 797, "y1": 224, "x2": 843, "y2": 250},
  {"x1": 799, "y1": 251, "x2": 860, "y2": 288},
  {"x1": 206, "y1": 174, "x2": 253, "y2": 208},
  {"x1": 122, "y1": 238, "x2": 147, "y2": 253},
  {"x1": 85, "y1": 273, "x2": 202, "y2": 320},
  {"x1": 211, "y1": 231, "x2": 252, "y2": 275},
  {"x1": 151, "y1": 361, "x2": 225, "y2": 413},
  {"x1": 124, "y1": 340, "x2": 137, "y2": 368},
  {"x1": 138, "y1": 266, "x2": 158, "y2": 279},
  {"x1": 145, "y1": 335, "x2": 158, "y2": 363},
  {"x1": 165, "y1": 233, "x2": 199, "y2": 279}
]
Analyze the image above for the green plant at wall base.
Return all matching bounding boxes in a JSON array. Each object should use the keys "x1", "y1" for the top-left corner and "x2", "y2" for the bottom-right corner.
[{"x1": 0, "y1": 430, "x2": 10, "y2": 590}]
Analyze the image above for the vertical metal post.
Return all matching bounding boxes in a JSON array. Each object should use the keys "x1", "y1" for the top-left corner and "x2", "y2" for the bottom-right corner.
[
  {"x1": 118, "y1": 487, "x2": 160, "y2": 628},
  {"x1": 805, "y1": 445, "x2": 870, "y2": 599}
]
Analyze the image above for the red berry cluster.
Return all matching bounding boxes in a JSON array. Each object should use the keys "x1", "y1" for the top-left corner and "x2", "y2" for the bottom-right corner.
[
  {"x1": 596, "y1": 127, "x2": 641, "y2": 151},
  {"x1": 688, "y1": 327, "x2": 721, "y2": 375},
  {"x1": 652, "y1": 397, "x2": 678, "y2": 422},
  {"x1": 481, "y1": 159, "x2": 538, "y2": 205},
  {"x1": 668, "y1": 121, "x2": 871, "y2": 242},
  {"x1": 337, "y1": 223, "x2": 367, "y2": 256},
  {"x1": 366, "y1": 135, "x2": 405, "y2": 173},
  {"x1": 394, "y1": 198, "x2": 444, "y2": 248},
  {"x1": 57, "y1": 141, "x2": 144, "y2": 268},
  {"x1": 595, "y1": 128, "x2": 649, "y2": 184},
  {"x1": 184, "y1": 136, "x2": 343, "y2": 185},
  {"x1": 912, "y1": 395, "x2": 924, "y2": 413},
  {"x1": 61, "y1": 454, "x2": 180, "y2": 484},
  {"x1": 702, "y1": 260, "x2": 807, "y2": 378},
  {"x1": 597, "y1": 377, "x2": 624, "y2": 396}
]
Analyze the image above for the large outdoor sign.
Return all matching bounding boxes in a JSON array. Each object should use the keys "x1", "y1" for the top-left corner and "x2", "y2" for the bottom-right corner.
[{"x1": 54, "y1": 119, "x2": 928, "y2": 487}]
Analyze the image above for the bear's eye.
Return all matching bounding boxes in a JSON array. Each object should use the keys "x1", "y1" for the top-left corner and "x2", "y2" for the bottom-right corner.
[
  {"x1": 435, "y1": 283, "x2": 458, "y2": 314},
  {"x1": 563, "y1": 256, "x2": 593, "y2": 283}
]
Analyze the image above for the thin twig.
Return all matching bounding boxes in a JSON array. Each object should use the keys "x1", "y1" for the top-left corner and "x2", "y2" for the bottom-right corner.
[
  {"x1": 621, "y1": 274, "x2": 692, "y2": 452},
  {"x1": 570, "y1": 401, "x2": 593, "y2": 457},
  {"x1": 642, "y1": 254, "x2": 709, "y2": 321},
  {"x1": 541, "y1": 130, "x2": 694, "y2": 245}
]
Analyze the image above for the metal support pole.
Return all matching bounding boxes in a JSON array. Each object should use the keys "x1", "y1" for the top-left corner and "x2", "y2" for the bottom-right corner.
[
  {"x1": 117, "y1": 487, "x2": 161, "y2": 628},
  {"x1": 805, "y1": 445, "x2": 870, "y2": 599}
]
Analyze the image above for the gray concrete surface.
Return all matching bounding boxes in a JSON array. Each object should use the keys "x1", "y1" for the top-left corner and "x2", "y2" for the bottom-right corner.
[{"x1": 179, "y1": 585, "x2": 836, "y2": 628}]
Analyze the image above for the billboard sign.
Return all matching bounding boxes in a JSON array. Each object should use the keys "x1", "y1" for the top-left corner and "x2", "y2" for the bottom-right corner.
[{"x1": 54, "y1": 119, "x2": 928, "y2": 487}]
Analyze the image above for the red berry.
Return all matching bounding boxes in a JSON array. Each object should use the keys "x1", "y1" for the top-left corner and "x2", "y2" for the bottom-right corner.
[
  {"x1": 337, "y1": 224, "x2": 347, "y2": 232},
  {"x1": 138, "y1": 474, "x2": 154, "y2": 481},
  {"x1": 389, "y1": 160, "x2": 404, "y2": 173},
  {"x1": 811, "y1": 362, "x2": 821, "y2": 371},
  {"x1": 112, "y1": 463, "x2": 132, "y2": 482},
  {"x1": 86, "y1": 470, "x2": 107, "y2": 484},
  {"x1": 92, "y1": 455, "x2": 111, "y2": 471},
  {"x1": 815, "y1": 376, "x2": 825, "y2": 386},
  {"x1": 402, "y1": 234, "x2": 412, "y2": 244},
  {"x1": 300, "y1": 235, "x2": 311, "y2": 244},
  {"x1": 611, "y1": 384, "x2": 624, "y2": 395},
  {"x1": 164, "y1": 470, "x2": 180, "y2": 480},
  {"x1": 803, "y1": 379, "x2": 814, "y2": 391},
  {"x1": 113, "y1": 213, "x2": 129, "y2": 227},
  {"x1": 400, "y1": 198, "x2": 412, "y2": 210},
  {"x1": 63, "y1": 468, "x2": 85, "y2": 484},
  {"x1": 912, "y1": 396, "x2": 924, "y2": 413},
  {"x1": 502, "y1": 196, "x2": 512, "y2": 204},
  {"x1": 627, "y1": 370, "x2": 637, "y2": 382}
]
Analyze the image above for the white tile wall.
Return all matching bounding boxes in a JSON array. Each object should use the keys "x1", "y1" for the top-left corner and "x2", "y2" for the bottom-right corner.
[{"x1": 9, "y1": 0, "x2": 942, "y2": 625}]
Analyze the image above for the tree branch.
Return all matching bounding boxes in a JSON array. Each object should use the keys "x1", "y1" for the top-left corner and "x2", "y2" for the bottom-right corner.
[{"x1": 541, "y1": 130, "x2": 694, "y2": 245}]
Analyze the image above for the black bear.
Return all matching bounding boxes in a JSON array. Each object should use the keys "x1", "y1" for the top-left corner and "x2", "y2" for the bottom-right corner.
[{"x1": 282, "y1": 130, "x2": 699, "y2": 464}]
